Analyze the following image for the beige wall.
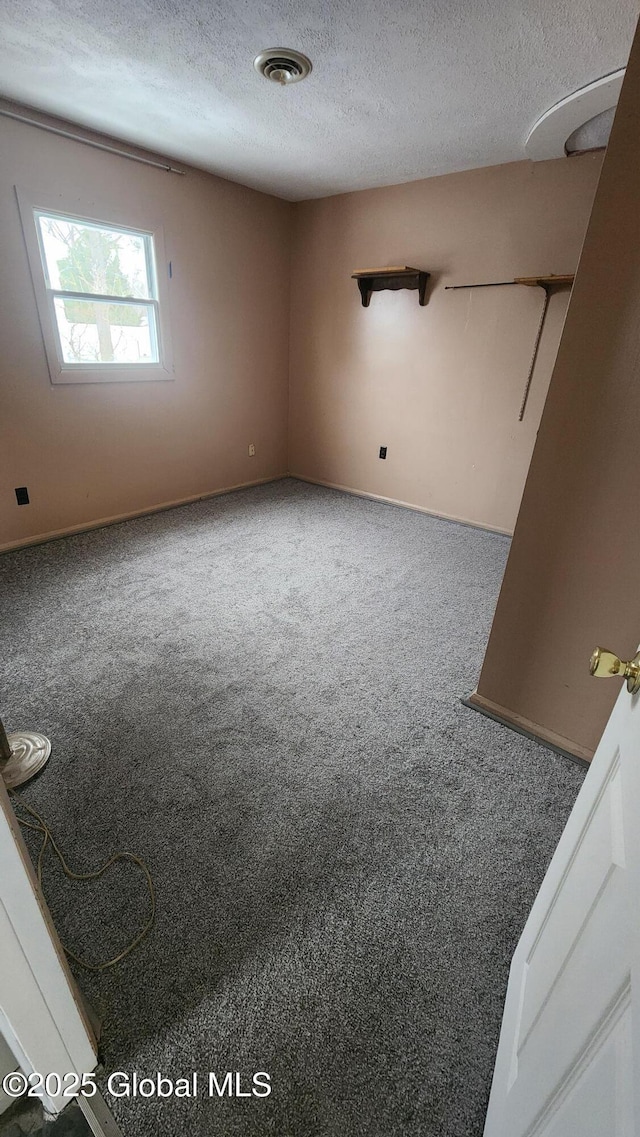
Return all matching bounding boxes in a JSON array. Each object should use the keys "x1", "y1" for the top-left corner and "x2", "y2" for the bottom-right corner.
[
  {"x1": 0, "y1": 94, "x2": 622, "y2": 760},
  {"x1": 473, "y1": 20, "x2": 640, "y2": 761},
  {"x1": 1, "y1": 113, "x2": 601, "y2": 549},
  {"x1": 0, "y1": 111, "x2": 291, "y2": 549},
  {"x1": 288, "y1": 155, "x2": 602, "y2": 534}
]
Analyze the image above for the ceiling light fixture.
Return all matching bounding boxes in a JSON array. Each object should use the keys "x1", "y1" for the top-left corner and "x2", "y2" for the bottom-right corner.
[{"x1": 253, "y1": 48, "x2": 312, "y2": 86}]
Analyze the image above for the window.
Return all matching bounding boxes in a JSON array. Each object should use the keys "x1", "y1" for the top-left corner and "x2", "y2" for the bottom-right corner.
[
  {"x1": 17, "y1": 190, "x2": 173, "y2": 384},
  {"x1": 37, "y1": 215, "x2": 159, "y2": 367}
]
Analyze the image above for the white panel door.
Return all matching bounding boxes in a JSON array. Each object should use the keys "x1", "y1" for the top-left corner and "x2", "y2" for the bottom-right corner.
[{"x1": 484, "y1": 671, "x2": 640, "y2": 1137}]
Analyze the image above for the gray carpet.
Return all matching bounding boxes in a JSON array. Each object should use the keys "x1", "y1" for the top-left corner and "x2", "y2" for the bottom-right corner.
[{"x1": 0, "y1": 478, "x2": 585, "y2": 1137}]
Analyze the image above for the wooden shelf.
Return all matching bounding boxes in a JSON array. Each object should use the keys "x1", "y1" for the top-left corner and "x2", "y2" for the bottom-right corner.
[
  {"x1": 351, "y1": 266, "x2": 430, "y2": 307},
  {"x1": 446, "y1": 273, "x2": 575, "y2": 292},
  {"x1": 514, "y1": 274, "x2": 575, "y2": 288}
]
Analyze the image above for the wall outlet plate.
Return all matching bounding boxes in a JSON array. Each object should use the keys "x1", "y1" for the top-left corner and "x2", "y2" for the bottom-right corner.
[
  {"x1": 379, "y1": 446, "x2": 387, "y2": 460},
  {"x1": 248, "y1": 443, "x2": 256, "y2": 457}
]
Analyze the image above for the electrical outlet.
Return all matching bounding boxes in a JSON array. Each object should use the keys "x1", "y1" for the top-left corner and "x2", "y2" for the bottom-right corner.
[
  {"x1": 379, "y1": 446, "x2": 387, "y2": 460},
  {"x1": 15, "y1": 487, "x2": 29, "y2": 505},
  {"x1": 248, "y1": 443, "x2": 256, "y2": 457}
]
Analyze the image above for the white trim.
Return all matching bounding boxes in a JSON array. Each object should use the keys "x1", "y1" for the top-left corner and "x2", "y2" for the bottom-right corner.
[
  {"x1": 525, "y1": 69, "x2": 625, "y2": 161},
  {"x1": 288, "y1": 473, "x2": 513, "y2": 536},
  {"x1": 15, "y1": 187, "x2": 174, "y2": 385},
  {"x1": 0, "y1": 475, "x2": 286, "y2": 553}
]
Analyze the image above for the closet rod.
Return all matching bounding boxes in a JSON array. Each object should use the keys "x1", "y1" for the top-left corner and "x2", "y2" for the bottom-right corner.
[{"x1": 0, "y1": 107, "x2": 185, "y2": 175}]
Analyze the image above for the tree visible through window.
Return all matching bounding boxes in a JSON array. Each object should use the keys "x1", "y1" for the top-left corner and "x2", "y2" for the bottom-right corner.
[{"x1": 36, "y1": 214, "x2": 160, "y2": 366}]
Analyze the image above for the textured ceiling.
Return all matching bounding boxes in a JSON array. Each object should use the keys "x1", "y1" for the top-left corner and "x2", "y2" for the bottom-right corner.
[{"x1": 0, "y1": 0, "x2": 637, "y2": 200}]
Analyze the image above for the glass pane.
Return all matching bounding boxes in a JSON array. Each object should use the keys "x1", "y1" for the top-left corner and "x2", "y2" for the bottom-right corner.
[
  {"x1": 38, "y1": 215, "x2": 153, "y2": 299},
  {"x1": 53, "y1": 297, "x2": 159, "y2": 365}
]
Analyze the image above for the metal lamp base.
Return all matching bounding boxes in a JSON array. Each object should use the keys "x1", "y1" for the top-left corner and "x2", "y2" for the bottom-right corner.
[{"x1": 1, "y1": 731, "x2": 52, "y2": 789}]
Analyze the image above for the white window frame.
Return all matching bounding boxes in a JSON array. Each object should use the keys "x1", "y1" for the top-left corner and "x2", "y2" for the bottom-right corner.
[{"x1": 16, "y1": 187, "x2": 174, "y2": 385}]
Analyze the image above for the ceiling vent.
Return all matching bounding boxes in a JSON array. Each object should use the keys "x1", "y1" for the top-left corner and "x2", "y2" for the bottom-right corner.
[{"x1": 254, "y1": 48, "x2": 312, "y2": 85}]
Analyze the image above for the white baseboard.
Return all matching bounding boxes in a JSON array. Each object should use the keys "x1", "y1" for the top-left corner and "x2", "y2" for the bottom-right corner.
[
  {"x1": 463, "y1": 689, "x2": 593, "y2": 765},
  {"x1": 288, "y1": 473, "x2": 513, "y2": 537},
  {"x1": 0, "y1": 474, "x2": 286, "y2": 554}
]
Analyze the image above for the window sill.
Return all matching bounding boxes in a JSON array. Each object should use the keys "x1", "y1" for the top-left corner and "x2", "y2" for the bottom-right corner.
[{"x1": 50, "y1": 365, "x2": 174, "y2": 385}]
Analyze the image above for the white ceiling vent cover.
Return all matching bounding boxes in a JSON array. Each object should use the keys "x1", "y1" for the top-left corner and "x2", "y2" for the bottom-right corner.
[{"x1": 254, "y1": 48, "x2": 312, "y2": 85}]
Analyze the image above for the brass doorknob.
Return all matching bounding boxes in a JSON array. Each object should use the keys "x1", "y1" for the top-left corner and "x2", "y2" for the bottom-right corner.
[{"x1": 589, "y1": 647, "x2": 640, "y2": 694}]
